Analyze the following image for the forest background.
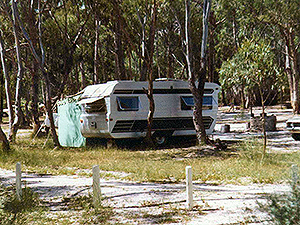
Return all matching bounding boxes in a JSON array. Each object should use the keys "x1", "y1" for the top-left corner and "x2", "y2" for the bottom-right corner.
[{"x1": 0, "y1": 0, "x2": 299, "y2": 148}]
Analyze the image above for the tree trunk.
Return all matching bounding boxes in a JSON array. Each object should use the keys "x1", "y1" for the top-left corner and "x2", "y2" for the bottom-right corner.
[
  {"x1": 10, "y1": 0, "x2": 24, "y2": 142},
  {"x1": 137, "y1": 12, "x2": 147, "y2": 81},
  {"x1": 94, "y1": 15, "x2": 100, "y2": 84},
  {"x1": 283, "y1": 27, "x2": 300, "y2": 114},
  {"x1": 114, "y1": 15, "x2": 126, "y2": 80},
  {"x1": 31, "y1": 62, "x2": 40, "y2": 135},
  {"x1": 145, "y1": 80, "x2": 155, "y2": 144},
  {"x1": 185, "y1": 0, "x2": 211, "y2": 145},
  {"x1": 259, "y1": 88, "x2": 267, "y2": 160},
  {"x1": 42, "y1": 71, "x2": 60, "y2": 147},
  {"x1": 0, "y1": 126, "x2": 10, "y2": 152},
  {"x1": 208, "y1": 10, "x2": 216, "y2": 83},
  {"x1": 0, "y1": 31, "x2": 11, "y2": 151},
  {"x1": 0, "y1": 29, "x2": 14, "y2": 128},
  {"x1": 167, "y1": 45, "x2": 174, "y2": 78},
  {"x1": 22, "y1": 0, "x2": 40, "y2": 136},
  {"x1": 144, "y1": 0, "x2": 157, "y2": 146},
  {"x1": 80, "y1": 61, "x2": 87, "y2": 89}
]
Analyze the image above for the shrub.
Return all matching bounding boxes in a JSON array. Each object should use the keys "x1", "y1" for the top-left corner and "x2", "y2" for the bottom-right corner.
[
  {"x1": 0, "y1": 186, "x2": 40, "y2": 224},
  {"x1": 260, "y1": 182, "x2": 300, "y2": 224}
]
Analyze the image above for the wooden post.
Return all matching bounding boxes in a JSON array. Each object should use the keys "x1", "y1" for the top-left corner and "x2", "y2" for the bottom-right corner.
[
  {"x1": 186, "y1": 166, "x2": 193, "y2": 210},
  {"x1": 92, "y1": 165, "x2": 101, "y2": 207},
  {"x1": 16, "y1": 162, "x2": 22, "y2": 200}
]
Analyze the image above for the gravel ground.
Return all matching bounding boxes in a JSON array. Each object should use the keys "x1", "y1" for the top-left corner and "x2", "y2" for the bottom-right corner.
[
  {"x1": 0, "y1": 107, "x2": 299, "y2": 224},
  {"x1": 0, "y1": 168, "x2": 292, "y2": 224}
]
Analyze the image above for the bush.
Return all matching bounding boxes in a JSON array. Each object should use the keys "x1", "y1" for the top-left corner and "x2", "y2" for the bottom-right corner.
[
  {"x1": 0, "y1": 186, "x2": 40, "y2": 225},
  {"x1": 260, "y1": 182, "x2": 300, "y2": 224}
]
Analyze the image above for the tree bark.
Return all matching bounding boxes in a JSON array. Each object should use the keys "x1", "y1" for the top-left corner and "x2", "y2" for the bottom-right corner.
[
  {"x1": 137, "y1": 11, "x2": 147, "y2": 81},
  {"x1": 282, "y1": 27, "x2": 300, "y2": 114},
  {"x1": 43, "y1": 70, "x2": 60, "y2": 146},
  {"x1": 259, "y1": 87, "x2": 267, "y2": 160},
  {"x1": 0, "y1": 126, "x2": 10, "y2": 152},
  {"x1": 144, "y1": 0, "x2": 157, "y2": 145},
  {"x1": 0, "y1": 30, "x2": 11, "y2": 151},
  {"x1": 185, "y1": 0, "x2": 211, "y2": 145},
  {"x1": 80, "y1": 61, "x2": 87, "y2": 89},
  {"x1": 113, "y1": 10, "x2": 126, "y2": 80},
  {"x1": 25, "y1": 0, "x2": 40, "y2": 135},
  {"x1": 0, "y1": 29, "x2": 14, "y2": 130},
  {"x1": 10, "y1": 0, "x2": 24, "y2": 142},
  {"x1": 94, "y1": 14, "x2": 100, "y2": 84}
]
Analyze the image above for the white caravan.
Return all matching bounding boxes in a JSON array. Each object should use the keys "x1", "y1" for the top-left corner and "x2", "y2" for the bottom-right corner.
[{"x1": 77, "y1": 79, "x2": 220, "y2": 144}]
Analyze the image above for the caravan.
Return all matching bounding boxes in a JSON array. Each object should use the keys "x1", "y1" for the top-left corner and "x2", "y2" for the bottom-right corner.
[{"x1": 77, "y1": 79, "x2": 220, "y2": 145}]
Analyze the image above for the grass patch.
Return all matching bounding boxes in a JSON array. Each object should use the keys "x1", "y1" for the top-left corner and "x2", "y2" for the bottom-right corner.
[
  {"x1": 0, "y1": 137, "x2": 299, "y2": 184},
  {"x1": 0, "y1": 185, "x2": 43, "y2": 225},
  {"x1": 0, "y1": 184, "x2": 114, "y2": 225}
]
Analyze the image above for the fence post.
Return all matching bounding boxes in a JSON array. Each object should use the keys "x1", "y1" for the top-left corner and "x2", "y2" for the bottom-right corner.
[
  {"x1": 186, "y1": 166, "x2": 193, "y2": 210},
  {"x1": 92, "y1": 165, "x2": 101, "y2": 207},
  {"x1": 16, "y1": 162, "x2": 22, "y2": 200}
]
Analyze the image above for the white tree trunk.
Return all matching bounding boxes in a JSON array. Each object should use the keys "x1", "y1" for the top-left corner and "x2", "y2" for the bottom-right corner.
[{"x1": 10, "y1": 0, "x2": 24, "y2": 142}]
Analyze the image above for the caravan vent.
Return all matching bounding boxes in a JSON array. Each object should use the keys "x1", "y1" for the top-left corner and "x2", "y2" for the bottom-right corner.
[{"x1": 112, "y1": 117, "x2": 214, "y2": 133}]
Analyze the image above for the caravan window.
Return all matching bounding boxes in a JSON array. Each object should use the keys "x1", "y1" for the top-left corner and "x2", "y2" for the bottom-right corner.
[
  {"x1": 117, "y1": 97, "x2": 139, "y2": 111},
  {"x1": 181, "y1": 96, "x2": 213, "y2": 110},
  {"x1": 85, "y1": 99, "x2": 107, "y2": 113}
]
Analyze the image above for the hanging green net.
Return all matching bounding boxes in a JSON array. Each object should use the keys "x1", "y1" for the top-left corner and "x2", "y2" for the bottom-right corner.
[{"x1": 57, "y1": 96, "x2": 86, "y2": 147}]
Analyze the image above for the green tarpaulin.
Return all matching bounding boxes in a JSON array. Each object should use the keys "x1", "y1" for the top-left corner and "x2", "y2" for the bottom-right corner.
[{"x1": 58, "y1": 97, "x2": 86, "y2": 147}]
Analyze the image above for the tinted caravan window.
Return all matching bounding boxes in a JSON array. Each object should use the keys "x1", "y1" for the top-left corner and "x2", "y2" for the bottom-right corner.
[
  {"x1": 181, "y1": 96, "x2": 213, "y2": 110},
  {"x1": 117, "y1": 97, "x2": 139, "y2": 111}
]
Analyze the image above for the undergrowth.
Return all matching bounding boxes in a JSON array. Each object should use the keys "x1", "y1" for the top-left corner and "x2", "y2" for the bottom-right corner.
[
  {"x1": 259, "y1": 179, "x2": 300, "y2": 224},
  {"x1": 0, "y1": 186, "x2": 41, "y2": 225}
]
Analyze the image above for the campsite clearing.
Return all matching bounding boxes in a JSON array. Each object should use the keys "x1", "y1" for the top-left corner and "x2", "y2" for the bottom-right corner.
[{"x1": 0, "y1": 106, "x2": 300, "y2": 224}]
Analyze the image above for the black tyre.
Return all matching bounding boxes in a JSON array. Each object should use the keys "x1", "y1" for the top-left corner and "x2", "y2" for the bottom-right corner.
[{"x1": 292, "y1": 133, "x2": 300, "y2": 141}]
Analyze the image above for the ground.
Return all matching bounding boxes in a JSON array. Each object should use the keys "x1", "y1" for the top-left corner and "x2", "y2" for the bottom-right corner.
[{"x1": 0, "y1": 106, "x2": 299, "y2": 224}]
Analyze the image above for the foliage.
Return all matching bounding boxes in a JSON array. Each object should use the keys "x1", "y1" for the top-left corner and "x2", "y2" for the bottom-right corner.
[
  {"x1": 220, "y1": 38, "x2": 283, "y2": 102},
  {"x1": 259, "y1": 182, "x2": 300, "y2": 225}
]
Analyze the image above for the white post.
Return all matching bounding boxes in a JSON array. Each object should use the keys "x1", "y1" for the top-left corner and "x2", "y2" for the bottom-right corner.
[
  {"x1": 92, "y1": 165, "x2": 101, "y2": 207},
  {"x1": 292, "y1": 164, "x2": 298, "y2": 185},
  {"x1": 16, "y1": 162, "x2": 22, "y2": 200},
  {"x1": 186, "y1": 166, "x2": 193, "y2": 210}
]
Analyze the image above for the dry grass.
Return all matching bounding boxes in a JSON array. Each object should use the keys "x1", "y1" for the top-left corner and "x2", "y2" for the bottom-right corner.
[{"x1": 0, "y1": 136, "x2": 298, "y2": 184}]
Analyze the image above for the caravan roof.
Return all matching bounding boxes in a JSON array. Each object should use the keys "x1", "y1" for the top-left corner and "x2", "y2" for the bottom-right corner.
[{"x1": 77, "y1": 80, "x2": 219, "y2": 105}]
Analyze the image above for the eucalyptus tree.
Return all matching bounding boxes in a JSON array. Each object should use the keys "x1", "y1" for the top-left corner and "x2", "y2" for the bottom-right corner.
[
  {"x1": 184, "y1": 0, "x2": 212, "y2": 144},
  {"x1": 10, "y1": 0, "x2": 61, "y2": 146},
  {"x1": 18, "y1": 0, "x2": 44, "y2": 135},
  {"x1": 258, "y1": 0, "x2": 300, "y2": 114},
  {"x1": 213, "y1": 0, "x2": 278, "y2": 106},
  {"x1": 44, "y1": 0, "x2": 90, "y2": 95},
  {"x1": 220, "y1": 39, "x2": 282, "y2": 156},
  {"x1": 0, "y1": 29, "x2": 11, "y2": 151},
  {"x1": 9, "y1": 0, "x2": 24, "y2": 142},
  {"x1": 0, "y1": 26, "x2": 13, "y2": 135}
]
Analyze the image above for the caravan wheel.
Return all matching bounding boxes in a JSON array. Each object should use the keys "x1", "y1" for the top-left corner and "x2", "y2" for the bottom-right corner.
[{"x1": 153, "y1": 136, "x2": 167, "y2": 146}]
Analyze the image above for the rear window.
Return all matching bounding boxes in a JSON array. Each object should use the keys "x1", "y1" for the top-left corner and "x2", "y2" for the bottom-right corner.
[
  {"x1": 117, "y1": 97, "x2": 139, "y2": 111},
  {"x1": 85, "y1": 99, "x2": 107, "y2": 113}
]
